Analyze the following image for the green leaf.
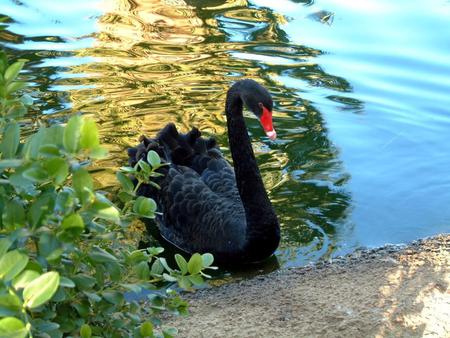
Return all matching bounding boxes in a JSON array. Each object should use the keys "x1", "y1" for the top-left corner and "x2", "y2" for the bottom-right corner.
[
  {"x1": 79, "y1": 118, "x2": 99, "y2": 150},
  {"x1": 133, "y1": 196, "x2": 157, "y2": 218},
  {"x1": 39, "y1": 144, "x2": 60, "y2": 157},
  {"x1": 1, "y1": 121, "x2": 20, "y2": 159},
  {"x1": 72, "y1": 168, "x2": 94, "y2": 199},
  {"x1": 83, "y1": 291, "x2": 101, "y2": 303},
  {"x1": 89, "y1": 201, "x2": 120, "y2": 224},
  {"x1": 4, "y1": 61, "x2": 24, "y2": 83},
  {"x1": 0, "y1": 53, "x2": 6, "y2": 74},
  {"x1": 24, "y1": 260, "x2": 42, "y2": 274},
  {"x1": 158, "y1": 258, "x2": 172, "y2": 273},
  {"x1": 28, "y1": 192, "x2": 54, "y2": 228},
  {"x1": 46, "y1": 249, "x2": 64, "y2": 264},
  {"x1": 6, "y1": 103, "x2": 26, "y2": 119},
  {"x1": 59, "y1": 213, "x2": 84, "y2": 241},
  {"x1": 51, "y1": 285, "x2": 66, "y2": 303},
  {"x1": 44, "y1": 157, "x2": 69, "y2": 185},
  {"x1": 134, "y1": 261, "x2": 150, "y2": 280},
  {"x1": 42, "y1": 125, "x2": 65, "y2": 148},
  {"x1": 201, "y1": 253, "x2": 214, "y2": 267},
  {"x1": 140, "y1": 321, "x2": 153, "y2": 337},
  {"x1": 116, "y1": 172, "x2": 134, "y2": 193},
  {"x1": 22, "y1": 129, "x2": 44, "y2": 160},
  {"x1": 177, "y1": 276, "x2": 192, "y2": 290},
  {"x1": 73, "y1": 302, "x2": 90, "y2": 317},
  {"x1": 31, "y1": 319, "x2": 60, "y2": 334},
  {"x1": 59, "y1": 277, "x2": 75, "y2": 288},
  {"x1": 187, "y1": 253, "x2": 203, "y2": 275},
  {"x1": 6, "y1": 81, "x2": 26, "y2": 95},
  {"x1": 63, "y1": 115, "x2": 83, "y2": 153},
  {"x1": 23, "y1": 271, "x2": 60, "y2": 309},
  {"x1": 138, "y1": 160, "x2": 152, "y2": 174},
  {"x1": 148, "y1": 294, "x2": 165, "y2": 311},
  {"x1": 188, "y1": 274, "x2": 204, "y2": 286},
  {"x1": 89, "y1": 247, "x2": 118, "y2": 263},
  {"x1": 127, "y1": 250, "x2": 147, "y2": 265},
  {"x1": 162, "y1": 327, "x2": 178, "y2": 338},
  {"x1": 0, "y1": 250, "x2": 28, "y2": 281},
  {"x1": 20, "y1": 94, "x2": 33, "y2": 106},
  {"x1": 12, "y1": 270, "x2": 40, "y2": 290},
  {"x1": 102, "y1": 291, "x2": 124, "y2": 305},
  {"x1": 8, "y1": 168, "x2": 35, "y2": 195},
  {"x1": 22, "y1": 166, "x2": 49, "y2": 183},
  {"x1": 0, "y1": 238, "x2": 12, "y2": 257},
  {"x1": 147, "y1": 150, "x2": 161, "y2": 168},
  {"x1": 0, "y1": 294, "x2": 22, "y2": 316},
  {"x1": 61, "y1": 213, "x2": 84, "y2": 231},
  {"x1": 0, "y1": 159, "x2": 22, "y2": 169},
  {"x1": 119, "y1": 166, "x2": 135, "y2": 173},
  {"x1": 72, "y1": 274, "x2": 96, "y2": 290},
  {"x1": 88, "y1": 146, "x2": 108, "y2": 159},
  {"x1": 162, "y1": 273, "x2": 177, "y2": 282},
  {"x1": 150, "y1": 259, "x2": 164, "y2": 275},
  {"x1": 118, "y1": 191, "x2": 133, "y2": 203},
  {"x1": 147, "y1": 247, "x2": 164, "y2": 256},
  {"x1": 120, "y1": 283, "x2": 141, "y2": 293},
  {"x1": 38, "y1": 232, "x2": 62, "y2": 261},
  {"x1": 55, "y1": 189, "x2": 75, "y2": 213},
  {"x1": 106, "y1": 261, "x2": 122, "y2": 282},
  {"x1": 80, "y1": 324, "x2": 92, "y2": 338},
  {"x1": 94, "y1": 263, "x2": 105, "y2": 288},
  {"x1": 0, "y1": 317, "x2": 27, "y2": 338},
  {"x1": 175, "y1": 254, "x2": 188, "y2": 275}
]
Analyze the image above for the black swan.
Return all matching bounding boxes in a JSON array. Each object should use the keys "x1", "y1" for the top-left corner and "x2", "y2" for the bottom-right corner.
[{"x1": 127, "y1": 79, "x2": 280, "y2": 264}]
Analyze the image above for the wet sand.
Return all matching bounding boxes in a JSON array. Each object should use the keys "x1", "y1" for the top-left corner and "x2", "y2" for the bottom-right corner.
[{"x1": 167, "y1": 234, "x2": 450, "y2": 337}]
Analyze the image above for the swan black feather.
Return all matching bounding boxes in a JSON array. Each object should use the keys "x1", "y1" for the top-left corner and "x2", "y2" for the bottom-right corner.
[{"x1": 128, "y1": 79, "x2": 280, "y2": 264}]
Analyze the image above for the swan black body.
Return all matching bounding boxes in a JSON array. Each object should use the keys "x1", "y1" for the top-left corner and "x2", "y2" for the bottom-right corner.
[{"x1": 127, "y1": 79, "x2": 280, "y2": 265}]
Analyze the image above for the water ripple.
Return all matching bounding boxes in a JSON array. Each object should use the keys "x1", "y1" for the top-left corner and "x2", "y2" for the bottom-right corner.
[{"x1": 1, "y1": 0, "x2": 449, "y2": 268}]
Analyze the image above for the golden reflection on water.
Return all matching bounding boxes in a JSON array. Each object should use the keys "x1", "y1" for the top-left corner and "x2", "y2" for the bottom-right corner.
[
  {"x1": 70, "y1": 0, "x2": 291, "y2": 164},
  {"x1": 97, "y1": 0, "x2": 207, "y2": 56},
  {"x1": 45, "y1": 0, "x2": 350, "y2": 265}
]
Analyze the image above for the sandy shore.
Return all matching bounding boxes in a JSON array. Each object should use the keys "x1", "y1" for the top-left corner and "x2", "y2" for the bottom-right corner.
[{"x1": 166, "y1": 234, "x2": 450, "y2": 337}]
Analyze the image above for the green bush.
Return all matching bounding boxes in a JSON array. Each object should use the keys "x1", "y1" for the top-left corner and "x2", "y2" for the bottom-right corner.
[{"x1": 0, "y1": 51, "x2": 215, "y2": 338}]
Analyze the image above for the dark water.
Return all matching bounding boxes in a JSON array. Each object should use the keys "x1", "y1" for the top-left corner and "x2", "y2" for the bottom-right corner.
[{"x1": 1, "y1": 0, "x2": 449, "y2": 269}]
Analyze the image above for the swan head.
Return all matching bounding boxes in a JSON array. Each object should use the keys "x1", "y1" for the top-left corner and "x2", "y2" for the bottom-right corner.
[{"x1": 237, "y1": 79, "x2": 277, "y2": 140}]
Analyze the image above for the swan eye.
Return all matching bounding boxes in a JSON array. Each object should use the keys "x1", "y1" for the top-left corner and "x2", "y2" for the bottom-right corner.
[{"x1": 258, "y1": 102, "x2": 264, "y2": 109}]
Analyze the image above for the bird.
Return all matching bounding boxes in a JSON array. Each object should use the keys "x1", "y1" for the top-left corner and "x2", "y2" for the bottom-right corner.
[{"x1": 127, "y1": 79, "x2": 280, "y2": 265}]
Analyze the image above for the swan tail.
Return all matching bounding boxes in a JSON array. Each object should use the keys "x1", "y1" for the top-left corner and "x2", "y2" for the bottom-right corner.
[
  {"x1": 127, "y1": 135, "x2": 164, "y2": 167},
  {"x1": 144, "y1": 123, "x2": 221, "y2": 174},
  {"x1": 127, "y1": 123, "x2": 223, "y2": 204}
]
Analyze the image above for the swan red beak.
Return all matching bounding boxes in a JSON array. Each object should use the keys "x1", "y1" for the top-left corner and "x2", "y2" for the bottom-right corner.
[{"x1": 260, "y1": 106, "x2": 277, "y2": 140}]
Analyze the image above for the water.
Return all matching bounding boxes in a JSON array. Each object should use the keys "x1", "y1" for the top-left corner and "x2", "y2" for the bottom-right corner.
[{"x1": 1, "y1": 0, "x2": 449, "y2": 269}]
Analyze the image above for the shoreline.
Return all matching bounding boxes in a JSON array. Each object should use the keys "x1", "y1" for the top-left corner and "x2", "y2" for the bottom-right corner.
[{"x1": 166, "y1": 234, "x2": 450, "y2": 337}]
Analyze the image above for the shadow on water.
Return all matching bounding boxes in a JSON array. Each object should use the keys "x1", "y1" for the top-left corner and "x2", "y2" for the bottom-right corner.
[{"x1": 0, "y1": 0, "x2": 354, "y2": 271}]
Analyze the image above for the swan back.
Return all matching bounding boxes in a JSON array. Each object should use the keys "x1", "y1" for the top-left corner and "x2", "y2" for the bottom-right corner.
[{"x1": 128, "y1": 123, "x2": 247, "y2": 256}]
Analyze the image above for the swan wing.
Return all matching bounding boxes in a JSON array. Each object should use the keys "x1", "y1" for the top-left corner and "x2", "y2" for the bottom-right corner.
[
  {"x1": 201, "y1": 158, "x2": 241, "y2": 202},
  {"x1": 159, "y1": 166, "x2": 246, "y2": 254}
]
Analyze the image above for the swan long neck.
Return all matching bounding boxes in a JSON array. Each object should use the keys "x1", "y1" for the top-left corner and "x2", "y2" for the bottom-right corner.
[{"x1": 225, "y1": 84, "x2": 279, "y2": 257}]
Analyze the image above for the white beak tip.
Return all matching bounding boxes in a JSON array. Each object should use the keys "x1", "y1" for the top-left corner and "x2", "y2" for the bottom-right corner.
[{"x1": 265, "y1": 130, "x2": 277, "y2": 140}]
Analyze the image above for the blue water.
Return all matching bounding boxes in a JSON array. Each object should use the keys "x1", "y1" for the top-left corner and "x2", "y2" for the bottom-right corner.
[
  {"x1": 268, "y1": 0, "x2": 450, "y2": 251},
  {"x1": 1, "y1": 0, "x2": 449, "y2": 268}
]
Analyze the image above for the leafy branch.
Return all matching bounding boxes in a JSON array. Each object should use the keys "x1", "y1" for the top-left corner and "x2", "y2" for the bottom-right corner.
[{"x1": 0, "y1": 50, "x2": 216, "y2": 338}]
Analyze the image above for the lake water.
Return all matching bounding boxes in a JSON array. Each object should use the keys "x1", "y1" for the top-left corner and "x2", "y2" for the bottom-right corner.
[{"x1": 1, "y1": 0, "x2": 449, "y2": 268}]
